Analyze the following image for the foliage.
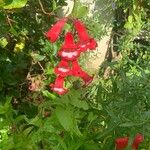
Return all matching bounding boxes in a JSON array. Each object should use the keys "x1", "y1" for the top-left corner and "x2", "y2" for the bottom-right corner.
[{"x1": 0, "y1": 0, "x2": 150, "y2": 150}]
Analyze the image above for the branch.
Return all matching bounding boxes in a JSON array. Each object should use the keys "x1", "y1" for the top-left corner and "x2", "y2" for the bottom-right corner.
[{"x1": 38, "y1": 0, "x2": 55, "y2": 16}]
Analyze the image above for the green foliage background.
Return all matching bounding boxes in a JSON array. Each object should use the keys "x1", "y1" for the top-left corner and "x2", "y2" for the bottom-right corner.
[{"x1": 0, "y1": 0, "x2": 150, "y2": 149}]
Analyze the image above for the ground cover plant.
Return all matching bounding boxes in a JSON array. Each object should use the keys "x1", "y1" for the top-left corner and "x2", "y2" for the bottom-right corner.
[{"x1": 0, "y1": 0, "x2": 150, "y2": 149}]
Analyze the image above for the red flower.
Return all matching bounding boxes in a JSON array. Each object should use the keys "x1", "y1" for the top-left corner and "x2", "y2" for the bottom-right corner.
[
  {"x1": 50, "y1": 76, "x2": 68, "y2": 95},
  {"x1": 115, "y1": 134, "x2": 144, "y2": 150},
  {"x1": 74, "y1": 20, "x2": 97, "y2": 52},
  {"x1": 54, "y1": 60, "x2": 71, "y2": 77},
  {"x1": 132, "y1": 134, "x2": 144, "y2": 150},
  {"x1": 115, "y1": 137, "x2": 129, "y2": 150},
  {"x1": 46, "y1": 18, "x2": 68, "y2": 43},
  {"x1": 71, "y1": 60, "x2": 93, "y2": 86},
  {"x1": 58, "y1": 32, "x2": 80, "y2": 61}
]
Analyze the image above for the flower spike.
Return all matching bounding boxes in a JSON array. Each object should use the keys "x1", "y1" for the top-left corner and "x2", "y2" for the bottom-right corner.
[{"x1": 46, "y1": 18, "x2": 68, "y2": 43}]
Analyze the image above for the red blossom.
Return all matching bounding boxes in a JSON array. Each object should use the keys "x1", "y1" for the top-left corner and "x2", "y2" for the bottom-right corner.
[
  {"x1": 71, "y1": 60, "x2": 93, "y2": 86},
  {"x1": 74, "y1": 20, "x2": 97, "y2": 52},
  {"x1": 115, "y1": 134, "x2": 144, "y2": 150},
  {"x1": 132, "y1": 134, "x2": 144, "y2": 150},
  {"x1": 46, "y1": 18, "x2": 68, "y2": 43},
  {"x1": 48, "y1": 19, "x2": 96, "y2": 95},
  {"x1": 50, "y1": 76, "x2": 68, "y2": 95},
  {"x1": 54, "y1": 60, "x2": 71, "y2": 77},
  {"x1": 115, "y1": 137, "x2": 129, "y2": 150},
  {"x1": 58, "y1": 32, "x2": 80, "y2": 61}
]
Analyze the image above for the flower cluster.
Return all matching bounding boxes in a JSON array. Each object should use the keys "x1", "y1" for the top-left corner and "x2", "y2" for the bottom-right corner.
[
  {"x1": 115, "y1": 134, "x2": 144, "y2": 150},
  {"x1": 46, "y1": 18, "x2": 97, "y2": 95}
]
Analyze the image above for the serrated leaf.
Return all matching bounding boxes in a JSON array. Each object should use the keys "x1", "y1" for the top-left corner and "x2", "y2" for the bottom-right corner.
[{"x1": 4, "y1": 0, "x2": 28, "y2": 9}]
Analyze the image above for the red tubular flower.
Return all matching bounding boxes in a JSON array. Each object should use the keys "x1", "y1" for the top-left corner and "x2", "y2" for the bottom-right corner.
[
  {"x1": 50, "y1": 76, "x2": 68, "y2": 95},
  {"x1": 115, "y1": 137, "x2": 129, "y2": 150},
  {"x1": 74, "y1": 20, "x2": 97, "y2": 52},
  {"x1": 46, "y1": 18, "x2": 68, "y2": 43},
  {"x1": 54, "y1": 60, "x2": 71, "y2": 77},
  {"x1": 132, "y1": 134, "x2": 144, "y2": 150},
  {"x1": 71, "y1": 60, "x2": 93, "y2": 86},
  {"x1": 58, "y1": 32, "x2": 80, "y2": 61}
]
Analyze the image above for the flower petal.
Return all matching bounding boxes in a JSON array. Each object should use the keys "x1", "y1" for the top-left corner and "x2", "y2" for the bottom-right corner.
[{"x1": 46, "y1": 18, "x2": 67, "y2": 43}]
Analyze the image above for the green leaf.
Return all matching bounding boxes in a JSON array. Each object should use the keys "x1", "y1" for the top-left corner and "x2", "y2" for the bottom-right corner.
[
  {"x1": 43, "y1": 118, "x2": 57, "y2": 133},
  {"x1": 128, "y1": 15, "x2": 133, "y2": 23},
  {"x1": 0, "y1": 37, "x2": 8, "y2": 48},
  {"x1": 0, "y1": 1, "x2": 4, "y2": 7},
  {"x1": 124, "y1": 22, "x2": 133, "y2": 29},
  {"x1": 4, "y1": 0, "x2": 28, "y2": 9},
  {"x1": 119, "y1": 122, "x2": 139, "y2": 127},
  {"x1": 82, "y1": 143, "x2": 100, "y2": 150},
  {"x1": 71, "y1": 99, "x2": 89, "y2": 110},
  {"x1": 0, "y1": 97, "x2": 12, "y2": 114},
  {"x1": 88, "y1": 112, "x2": 97, "y2": 123},
  {"x1": 25, "y1": 116, "x2": 42, "y2": 127},
  {"x1": 0, "y1": 106, "x2": 5, "y2": 114},
  {"x1": 31, "y1": 52, "x2": 46, "y2": 62},
  {"x1": 42, "y1": 90, "x2": 57, "y2": 100},
  {"x1": 55, "y1": 106, "x2": 74, "y2": 131},
  {"x1": 52, "y1": 0, "x2": 56, "y2": 11},
  {"x1": 55, "y1": 106, "x2": 81, "y2": 135},
  {"x1": 71, "y1": 0, "x2": 88, "y2": 18}
]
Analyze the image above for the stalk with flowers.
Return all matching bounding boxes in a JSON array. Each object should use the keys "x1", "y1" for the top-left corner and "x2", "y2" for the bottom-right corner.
[{"x1": 46, "y1": 18, "x2": 97, "y2": 95}]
